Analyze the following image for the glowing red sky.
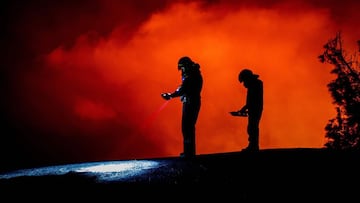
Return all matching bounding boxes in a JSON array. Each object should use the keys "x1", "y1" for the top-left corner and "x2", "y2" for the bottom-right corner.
[{"x1": 2, "y1": 0, "x2": 360, "y2": 168}]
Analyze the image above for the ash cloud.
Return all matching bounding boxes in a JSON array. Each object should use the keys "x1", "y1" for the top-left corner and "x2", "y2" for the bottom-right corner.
[{"x1": 1, "y1": 0, "x2": 359, "y2": 171}]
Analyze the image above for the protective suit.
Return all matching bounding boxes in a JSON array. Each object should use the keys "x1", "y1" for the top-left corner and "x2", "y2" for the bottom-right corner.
[
  {"x1": 161, "y1": 56, "x2": 203, "y2": 158},
  {"x1": 234, "y1": 69, "x2": 263, "y2": 152}
]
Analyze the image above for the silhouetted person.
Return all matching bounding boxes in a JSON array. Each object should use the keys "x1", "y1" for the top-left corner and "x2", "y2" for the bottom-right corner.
[
  {"x1": 161, "y1": 56, "x2": 203, "y2": 159},
  {"x1": 230, "y1": 69, "x2": 263, "y2": 152}
]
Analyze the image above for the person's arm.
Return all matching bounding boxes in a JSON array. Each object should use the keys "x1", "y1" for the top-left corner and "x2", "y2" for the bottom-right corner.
[
  {"x1": 230, "y1": 104, "x2": 248, "y2": 116},
  {"x1": 161, "y1": 84, "x2": 184, "y2": 100},
  {"x1": 161, "y1": 74, "x2": 189, "y2": 100},
  {"x1": 239, "y1": 105, "x2": 248, "y2": 113},
  {"x1": 169, "y1": 85, "x2": 184, "y2": 98}
]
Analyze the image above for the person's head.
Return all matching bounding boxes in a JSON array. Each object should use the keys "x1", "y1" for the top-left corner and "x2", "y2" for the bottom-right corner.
[
  {"x1": 178, "y1": 56, "x2": 200, "y2": 75},
  {"x1": 178, "y1": 56, "x2": 194, "y2": 72},
  {"x1": 238, "y1": 69, "x2": 258, "y2": 86}
]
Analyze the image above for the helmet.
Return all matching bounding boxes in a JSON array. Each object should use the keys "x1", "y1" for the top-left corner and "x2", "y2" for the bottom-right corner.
[
  {"x1": 238, "y1": 69, "x2": 253, "y2": 83},
  {"x1": 178, "y1": 56, "x2": 193, "y2": 70}
]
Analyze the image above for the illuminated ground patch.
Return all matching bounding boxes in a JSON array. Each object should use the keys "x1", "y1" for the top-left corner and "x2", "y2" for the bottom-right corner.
[{"x1": 0, "y1": 160, "x2": 164, "y2": 182}]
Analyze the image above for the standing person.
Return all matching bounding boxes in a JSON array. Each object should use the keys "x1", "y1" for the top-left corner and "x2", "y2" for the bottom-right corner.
[
  {"x1": 161, "y1": 56, "x2": 203, "y2": 159},
  {"x1": 230, "y1": 69, "x2": 263, "y2": 152}
]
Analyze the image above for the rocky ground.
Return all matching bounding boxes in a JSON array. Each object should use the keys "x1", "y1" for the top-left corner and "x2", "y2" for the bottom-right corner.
[{"x1": 1, "y1": 148, "x2": 359, "y2": 201}]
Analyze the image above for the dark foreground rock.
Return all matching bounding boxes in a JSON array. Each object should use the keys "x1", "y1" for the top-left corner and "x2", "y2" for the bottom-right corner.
[{"x1": 1, "y1": 148, "x2": 359, "y2": 201}]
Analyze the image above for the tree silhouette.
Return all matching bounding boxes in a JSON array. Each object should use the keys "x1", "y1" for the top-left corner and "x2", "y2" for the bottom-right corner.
[{"x1": 318, "y1": 32, "x2": 360, "y2": 150}]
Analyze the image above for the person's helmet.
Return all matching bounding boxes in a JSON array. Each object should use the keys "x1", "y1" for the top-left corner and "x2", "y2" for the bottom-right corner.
[
  {"x1": 178, "y1": 56, "x2": 193, "y2": 70},
  {"x1": 238, "y1": 69, "x2": 254, "y2": 83}
]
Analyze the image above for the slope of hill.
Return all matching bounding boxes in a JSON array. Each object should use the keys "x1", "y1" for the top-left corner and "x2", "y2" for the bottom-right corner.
[{"x1": 1, "y1": 148, "x2": 359, "y2": 201}]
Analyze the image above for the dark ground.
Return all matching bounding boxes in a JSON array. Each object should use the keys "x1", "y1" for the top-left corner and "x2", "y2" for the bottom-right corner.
[{"x1": 1, "y1": 148, "x2": 359, "y2": 201}]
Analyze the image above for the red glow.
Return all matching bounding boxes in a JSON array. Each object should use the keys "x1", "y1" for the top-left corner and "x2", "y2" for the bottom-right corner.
[
  {"x1": 5, "y1": 1, "x2": 360, "y2": 164},
  {"x1": 74, "y1": 98, "x2": 116, "y2": 121}
]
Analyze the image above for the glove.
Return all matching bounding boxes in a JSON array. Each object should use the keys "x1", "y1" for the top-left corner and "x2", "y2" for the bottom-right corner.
[{"x1": 161, "y1": 93, "x2": 172, "y2": 100}]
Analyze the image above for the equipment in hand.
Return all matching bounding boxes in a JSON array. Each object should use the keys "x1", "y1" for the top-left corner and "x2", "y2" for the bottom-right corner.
[
  {"x1": 161, "y1": 93, "x2": 172, "y2": 100},
  {"x1": 229, "y1": 111, "x2": 248, "y2": 117}
]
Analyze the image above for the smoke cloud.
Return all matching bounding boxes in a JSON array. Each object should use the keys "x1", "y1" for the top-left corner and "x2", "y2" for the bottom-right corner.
[{"x1": 2, "y1": 0, "x2": 359, "y2": 170}]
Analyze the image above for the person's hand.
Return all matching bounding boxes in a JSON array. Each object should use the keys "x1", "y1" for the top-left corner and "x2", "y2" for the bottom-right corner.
[
  {"x1": 230, "y1": 111, "x2": 239, "y2": 116},
  {"x1": 161, "y1": 93, "x2": 172, "y2": 100}
]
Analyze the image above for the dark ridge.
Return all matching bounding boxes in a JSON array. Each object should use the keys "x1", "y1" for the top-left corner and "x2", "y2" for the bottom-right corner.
[{"x1": 1, "y1": 148, "x2": 359, "y2": 201}]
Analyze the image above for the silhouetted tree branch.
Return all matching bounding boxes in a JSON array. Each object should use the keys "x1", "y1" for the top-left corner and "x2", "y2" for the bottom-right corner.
[{"x1": 318, "y1": 32, "x2": 360, "y2": 150}]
